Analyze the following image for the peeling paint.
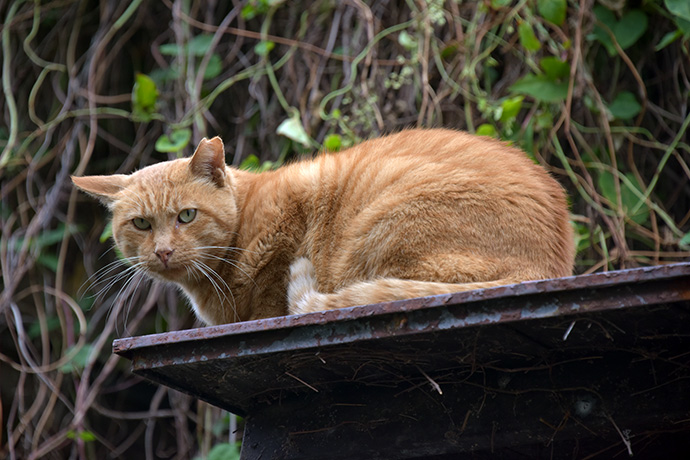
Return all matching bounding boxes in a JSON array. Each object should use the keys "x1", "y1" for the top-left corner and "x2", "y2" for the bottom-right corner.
[{"x1": 520, "y1": 303, "x2": 559, "y2": 319}]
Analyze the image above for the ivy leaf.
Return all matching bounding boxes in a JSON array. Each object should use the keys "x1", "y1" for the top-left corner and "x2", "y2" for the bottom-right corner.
[
  {"x1": 67, "y1": 430, "x2": 97, "y2": 442},
  {"x1": 204, "y1": 54, "x2": 223, "y2": 80},
  {"x1": 239, "y1": 154, "x2": 275, "y2": 172},
  {"x1": 476, "y1": 124, "x2": 498, "y2": 137},
  {"x1": 276, "y1": 116, "x2": 312, "y2": 147},
  {"x1": 540, "y1": 56, "x2": 570, "y2": 80},
  {"x1": 665, "y1": 0, "x2": 690, "y2": 23},
  {"x1": 499, "y1": 96, "x2": 524, "y2": 123},
  {"x1": 187, "y1": 35, "x2": 214, "y2": 56},
  {"x1": 679, "y1": 232, "x2": 690, "y2": 249},
  {"x1": 155, "y1": 129, "x2": 192, "y2": 153},
  {"x1": 655, "y1": 30, "x2": 682, "y2": 51},
  {"x1": 99, "y1": 221, "x2": 113, "y2": 243},
  {"x1": 597, "y1": 171, "x2": 649, "y2": 225},
  {"x1": 323, "y1": 134, "x2": 342, "y2": 151},
  {"x1": 675, "y1": 17, "x2": 690, "y2": 35},
  {"x1": 131, "y1": 73, "x2": 159, "y2": 122},
  {"x1": 398, "y1": 31, "x2": 417, "y2": 50},
  {"x1": 509, "y1": 74, "x2": 569, "y2": 102},
  {"x1": 490, "y1": 0, "x2": 513, "y2": 8},
  {"x1": 615, "y1": 10, "x2": 648, "y2": 49},
  {"x1": 592, "y1": 7, "x2": 648, "y2": 56},
  {"x1": 60, "y1": 344, "x2": 96, "y2": 374},
  {"x1": 537, "y1": 0, "x2": 566, "y2": 26},
  {"x1": 254, "y1": 40, "x2": 275, "y2": 57},
  {"x1": 518, "y1": 22, "x2": 541, "y2": 51},
  {"x1": 160, "y1": 35, "x2": 215, "y2": 57},
  {"x1": 607, "y1": 91, "x2": 641, "y2": 120},
  {"x1": 207, "y1": 443, "x2": 241, "y2": 460}
]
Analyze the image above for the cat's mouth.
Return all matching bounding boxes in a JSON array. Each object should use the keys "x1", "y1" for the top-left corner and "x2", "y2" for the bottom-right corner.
[{"x1": 147, "y1": 262, "x2": 186, "y2": 279}]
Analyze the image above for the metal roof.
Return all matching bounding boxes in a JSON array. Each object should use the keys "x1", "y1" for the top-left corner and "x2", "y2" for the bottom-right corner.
[{"x1": 114, "y1": 262, "x2": 690, "y2": 459}]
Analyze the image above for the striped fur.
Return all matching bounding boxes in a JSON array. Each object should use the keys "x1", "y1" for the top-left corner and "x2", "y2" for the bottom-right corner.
[{"x1": 73, "y1": 129, "x2": 574, "y2": 325}]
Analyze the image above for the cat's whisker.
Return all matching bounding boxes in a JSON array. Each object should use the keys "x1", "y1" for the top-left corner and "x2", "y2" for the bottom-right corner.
[
  {"x1": 122, "y1": 272, "x2": 149, "y2": 335},
  {"x1": 80, "y1": 255, "x2": 142, "y2": 298},
  {"x1": 191, "y1": 260, "x2": 238, "y2": 320},
  {"x1": 194, "y1": 245, "x2": 260, "y2": 255},
  {"x1": 90, "y1": 261, "x2": 146, "y2": 303},
  {"x1": 197, "y1": 252, "x2": 258, "y2": 288},
  {"x1": 106, "y1": 269, "x2": 146, "y2": 336}
]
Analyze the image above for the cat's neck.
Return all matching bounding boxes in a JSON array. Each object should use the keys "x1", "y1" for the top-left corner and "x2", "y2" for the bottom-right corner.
[
  {"x1": 232, "y1": 164, "x2": 315, "y2": 249},
  {"x1": 180, "y1": 164, "x2": 316, "y2": 324}
]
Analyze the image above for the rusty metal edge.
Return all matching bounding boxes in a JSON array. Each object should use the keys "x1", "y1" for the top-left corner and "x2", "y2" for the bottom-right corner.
[{"x1": 113, "y1": 262, "x2": 690, "y2": 360}]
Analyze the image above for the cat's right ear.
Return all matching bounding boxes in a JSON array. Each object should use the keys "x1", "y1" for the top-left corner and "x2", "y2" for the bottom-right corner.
[
  {"x1": 190, "y1": 136, "x2": 227, "y2": 187},
  {"x1": 71, "y1": 174, "x2": 129, "y2": 206}
]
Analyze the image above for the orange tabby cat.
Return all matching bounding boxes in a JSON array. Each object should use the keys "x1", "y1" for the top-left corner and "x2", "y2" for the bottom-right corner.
[{"x1": 72, "y1": 129, "x2": 574, "y2": 325}]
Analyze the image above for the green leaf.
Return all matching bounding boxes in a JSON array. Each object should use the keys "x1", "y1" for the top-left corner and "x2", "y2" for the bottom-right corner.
[
  {"x1": 28, "y1": 316, "x2": 61, "y2": 339},
  {"x1": 665, "y1": 0, "x2": 690, "y2": 23},
  {"x1": 621, "y1": 173, "x2": 649, "y2": 225},
  {"x1": 679, "y1": 232, "x2": 690, "y2": 249},
  {"x1": 158, "y1": 43, "x2": 180, "y2": 56},
  {"x1": 60, "y1": 344, "x2": 96, "y2": 374},
  {"x1": 597, "y1": 171, "x2": 649, "y2": 225},
  {"x1": 239, "y1": 154, "x2": 274, "y2": 172},
  {"x1": 572, "y1": 221, "x2": 591, "y2": 253},
  {"x1": 323, "y1": 134, "x2": 342, "y2": 151},
  {"x1": 239, "y1": 154, "x2": 261, "y2": 171},
  {"x1": 254, "y1": 40, "x2": 275, "y2": 57},
  {"x1": 440, "y1": 43, "x2": 459, "y2": 59},
  {"x1": 591, "y1": 5, "x2": 618, "y2": 56},
  {"x1": 204, "y1": 54, "x2": 223, "y2": 80},
  {"x1": 598, "y1": 170, "x2": 618, "y2": 205},
  {"x1": 509, "y1": 74, "x2": 569, "y2": 102},
  {"x1": 655, "y1": 29, "x2": 682, "y2": 51},
  {"x1": 615, "y1": 10, "x2": 648, "y2": 49},
  {"x1": 490, "y1": 0, "x2": 513, "y2": 8},
  {"x1": 591, "y1": 7, "x2": 648, "y2": 56},
  {"x1": 155, "y1": 129, "x2": 192, "y2": 153},
  {"x1": 131, "y1": 73, "x2": 159, "y2": 122},
  {"x1": 676, "y1": 17, "x2": 690, "y2": 35},
  {"x1": 67, "y1": 430, "x2": 97, "y2": 442},
  {"x1": 607, "y1": 91, "x2": 641, "y2": 120},
  {"x1": 476, "y1": 124, "x2": 497, "y2": 137},
  {"x1": 537, "y1": 0, "x2": 566, "y2": 26},
  {"x1": 499, "y1": 95, "x2": 524, "y2": 123},
  {"x1": 187, "y1": 35, "x2": 214, "y2": 56},
  {"x1": 37, "y1": 253, "x2": 60, "y2": 272},
  {"x1": 100, "y1": 221, "x2": 113, "y2": 243},
  {"x1": 518, "y1": 21, "x2": 541, "y2": 51},
  {"x1": 11, "y1": 224, "x2": 80, "y2": 272},
  {"x1": 276, "y1": 116, "x2": 312, "y2": 147},
  {"x1": 398, "y1": 31, "x2": 417, "y2": 50},
  {"x1": 540, "y1": 56, "x2": 570, "y2": 80},
  {"x1": 207, "y1": 442, "x2": 241, "y2": 460},
  {"x1": 160, "y1": 35, "x2": 215, "y2": 57}
]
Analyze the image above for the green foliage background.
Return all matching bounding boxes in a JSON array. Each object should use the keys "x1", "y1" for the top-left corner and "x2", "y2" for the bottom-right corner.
[{"x1": 1, "y1": 0, "x2": 689, "y2": 458}]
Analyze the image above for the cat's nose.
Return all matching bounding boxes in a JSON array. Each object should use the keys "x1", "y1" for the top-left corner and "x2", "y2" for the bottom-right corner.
[{"x1": 155, "y1": 248, "x2": 174, "y2": 267}]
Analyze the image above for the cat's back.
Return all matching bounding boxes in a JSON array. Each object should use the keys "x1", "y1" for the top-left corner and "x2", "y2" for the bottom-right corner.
[
  {"x1": 295, "y1": 128, "x2": 573, "y2": 287},
  {"x1": 312, "y1": 128, "x2": 562, "y2": 205}
]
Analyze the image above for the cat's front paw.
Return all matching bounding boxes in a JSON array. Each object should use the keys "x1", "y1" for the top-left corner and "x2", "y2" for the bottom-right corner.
[{"x1": 287, "y1": 257, "x2": 327, "y2": 315}]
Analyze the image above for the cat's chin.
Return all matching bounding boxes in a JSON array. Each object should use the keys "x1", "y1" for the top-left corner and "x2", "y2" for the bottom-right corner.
[{"x1": 146, "y1": 267, "x2": 187, "y2": 282}]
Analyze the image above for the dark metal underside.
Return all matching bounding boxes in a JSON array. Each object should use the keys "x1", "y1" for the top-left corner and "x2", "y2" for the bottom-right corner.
[{"x1": 114, "y1": 263, "x2": 690, "y2": 459}]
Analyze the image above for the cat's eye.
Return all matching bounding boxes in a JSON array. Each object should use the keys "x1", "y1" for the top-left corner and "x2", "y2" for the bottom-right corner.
[
  {"x1": 178, "y1": 208, "x2": 197, "y2": 224},
  {"x1": 133, "y1": 217, "x2": 151, "y2": 230}
]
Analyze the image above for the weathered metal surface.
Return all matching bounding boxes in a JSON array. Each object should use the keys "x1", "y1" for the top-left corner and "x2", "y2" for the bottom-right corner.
[{"x1": 114, "y1": 263, "x2": 690, "y2": 459}]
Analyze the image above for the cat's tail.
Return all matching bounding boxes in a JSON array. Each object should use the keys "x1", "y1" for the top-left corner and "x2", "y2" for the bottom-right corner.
[{"x1": 287, "y1": 257, "x2": 521, "y2": 316}]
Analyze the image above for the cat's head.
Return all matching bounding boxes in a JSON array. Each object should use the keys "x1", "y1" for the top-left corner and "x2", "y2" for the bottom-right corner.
[{"x1": 72, "y1": 137, "x2": 238, "y2": 286}]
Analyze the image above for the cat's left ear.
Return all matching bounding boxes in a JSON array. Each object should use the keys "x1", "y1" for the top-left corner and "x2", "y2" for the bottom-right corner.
[
  {"x1": 72, "y1": 174, "x2": 129, "y2": 207},
  {"x1": 190, "y1": 136, "x2": 227, "y2": 187}
]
